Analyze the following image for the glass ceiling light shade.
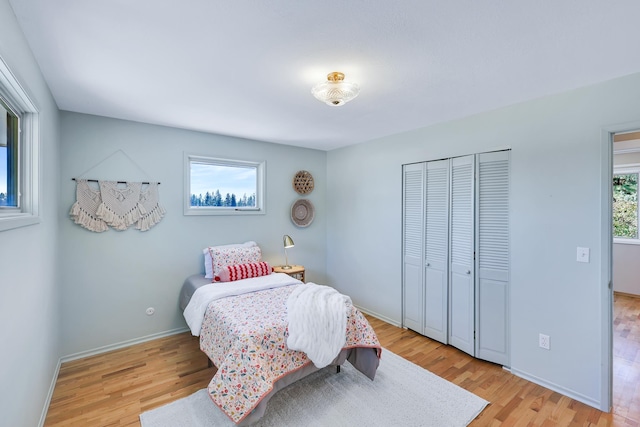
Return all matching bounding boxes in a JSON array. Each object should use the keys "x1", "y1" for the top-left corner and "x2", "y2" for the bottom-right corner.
[
  {"x1": 282, "y1": 235, "x2": 294, "y2": 269},
  {"x1": 311, "y1": 72, "x2": 360, "y2": 106}
]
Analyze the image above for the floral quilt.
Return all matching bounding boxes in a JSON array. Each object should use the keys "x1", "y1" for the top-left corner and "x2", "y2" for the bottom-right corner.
[{"x1": 199, "y1": 284, "x2": 381, "y2": 424}]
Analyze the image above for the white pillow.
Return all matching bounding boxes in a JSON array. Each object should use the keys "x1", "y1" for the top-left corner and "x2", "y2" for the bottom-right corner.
[{"x1": 203, "y1": 241, "x2": 259, "y2": 279}]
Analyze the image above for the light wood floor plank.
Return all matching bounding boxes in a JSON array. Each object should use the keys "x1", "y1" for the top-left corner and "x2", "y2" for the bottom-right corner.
[{"x1": 44, "y1": 294, "x2": 640, "y2": 426}]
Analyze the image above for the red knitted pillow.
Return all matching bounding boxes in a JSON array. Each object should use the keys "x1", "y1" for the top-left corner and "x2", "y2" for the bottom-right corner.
[{"x1": 216, "y1": 261, "x2": 271, "y2": 282}]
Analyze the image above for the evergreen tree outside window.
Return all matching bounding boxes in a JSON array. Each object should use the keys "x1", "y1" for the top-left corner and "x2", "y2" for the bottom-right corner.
[{"x1": 184, "y1": 153, "x2": 265, "y2": 216}]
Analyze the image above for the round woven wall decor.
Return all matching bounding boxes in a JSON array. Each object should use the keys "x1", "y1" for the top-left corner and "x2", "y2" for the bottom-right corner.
[{"x1": 292, "y1": 170, "x2": 314, "y2": 194}]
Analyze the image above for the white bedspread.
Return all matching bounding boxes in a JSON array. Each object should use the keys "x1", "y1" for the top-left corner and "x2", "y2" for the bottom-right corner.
[
  {"x1": 183, "y1": 272, "x2": 302, "y2": 336},
  {"x1": 286, "y1": 283, "x2": 352, "y2": 368}
]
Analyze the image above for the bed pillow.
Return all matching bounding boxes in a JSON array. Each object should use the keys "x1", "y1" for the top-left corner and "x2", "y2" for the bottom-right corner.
[
  {"x1": 203, "y1": 241, "x2": 258, "y2": 279},
  {"x1": 217, "y1": 261, "x2": 271, "y2": 282},
  {"x1": 210, "y1": 245, "x2": 262, "y2": 279}
]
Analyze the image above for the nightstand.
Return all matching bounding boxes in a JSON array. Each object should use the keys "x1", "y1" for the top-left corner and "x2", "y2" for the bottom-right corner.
[{"x1": 273, "y1": 265, "x2": 305, "y2": 283}]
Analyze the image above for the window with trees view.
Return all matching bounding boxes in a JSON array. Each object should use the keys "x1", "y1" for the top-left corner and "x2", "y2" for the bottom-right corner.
[
  {"x1": 0, "y1": 55, "x2": 40, "y2": 232},
  {"x1": 184, "y1": 153, "x2": 265, "y2": 216},
  {"x1": 613, "y1": 167, "x2": 639, "y2": 242}
]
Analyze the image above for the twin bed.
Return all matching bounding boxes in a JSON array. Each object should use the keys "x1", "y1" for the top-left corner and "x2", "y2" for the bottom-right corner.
[{"x1": 180, "y1": 245, "x2": 381, "y2": 425}]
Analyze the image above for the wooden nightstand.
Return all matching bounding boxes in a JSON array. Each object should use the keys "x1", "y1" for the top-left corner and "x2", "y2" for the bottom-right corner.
[{"x1": 273, "y1": 265, "x2": 305, "y2": 283}]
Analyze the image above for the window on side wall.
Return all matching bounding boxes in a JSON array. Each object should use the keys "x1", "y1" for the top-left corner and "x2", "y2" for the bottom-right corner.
[
  {"x1": 0, "y1": 56, "x2": 40, "y2": 232},
  {"x1": 0, "y1": 99, "x2": 18, "y2": 208},
  {"x1": 613, "y1": 165, "x2": 639, "y2": 244},
  {"x1": 184, "y1": 153, "x2": 265, "y2": 216}
]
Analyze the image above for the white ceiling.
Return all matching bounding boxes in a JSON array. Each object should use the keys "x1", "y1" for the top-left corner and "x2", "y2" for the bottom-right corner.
[{"x1": 8, "y1": 1, "x2": 640, "y2": 151}]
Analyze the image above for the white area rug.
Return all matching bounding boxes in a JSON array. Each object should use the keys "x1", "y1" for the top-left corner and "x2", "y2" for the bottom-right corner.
[{"x1": 139, "y1": 349, "x2": 489, "y2": 427}]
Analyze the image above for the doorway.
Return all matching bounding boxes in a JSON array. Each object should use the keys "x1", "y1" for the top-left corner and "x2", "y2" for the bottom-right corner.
[{"x1": 611, "y1": 130, "x2": 640, "y2": 418}]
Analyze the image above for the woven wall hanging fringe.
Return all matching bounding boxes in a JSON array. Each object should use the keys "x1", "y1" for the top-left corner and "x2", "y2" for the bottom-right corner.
[
  {"x1": 70, "y1": 179, "x2": 165, "y2": 232},
  {"x1": 69, "y1": 149, "x2": 165, "y2": 232}
]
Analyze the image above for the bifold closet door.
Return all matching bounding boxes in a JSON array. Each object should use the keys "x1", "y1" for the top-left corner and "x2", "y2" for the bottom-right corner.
[
  {"x1": 403, "y1": 151, "x2": 510, "y2": 366},
  {"x1": 448, "y1": 155, "x2": 475, "y2": 356},
  {"x1": 475, "y1": 151, "x2": 510, "y2": 366},
  {"x1": 424, "y1": 160, "x2": 450, "y2": 343},
  {"x1": 402, "y1": 163, "x2": 425, "y2": 334}
]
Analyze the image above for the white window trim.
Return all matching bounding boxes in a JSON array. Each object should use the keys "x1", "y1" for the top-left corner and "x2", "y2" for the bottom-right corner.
[
  {"x1": 183, "y1": 152, "x2": 266, "y2": 216},
  {"x1": 613, "y1": 163, "x2": 640, "y2": 245},
  {"x1": 0, "y1": 56, "x2": 40, "y2": 232}
]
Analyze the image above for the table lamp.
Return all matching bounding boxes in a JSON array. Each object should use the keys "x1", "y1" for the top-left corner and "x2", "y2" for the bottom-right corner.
[{"x1": 282, "y1": 234, "x2": 294, "y2": 269}]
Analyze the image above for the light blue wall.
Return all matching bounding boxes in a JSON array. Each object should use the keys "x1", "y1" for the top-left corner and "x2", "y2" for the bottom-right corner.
[
  {"x1": 326, "y1": 72, "x2": 640, "y2": 410},
  {"x1": 59, "y1": 112, "x2": 326, "y2": 357},
  {"x1": 0, "y1": 1, "x2": 61, "y2": 426}
]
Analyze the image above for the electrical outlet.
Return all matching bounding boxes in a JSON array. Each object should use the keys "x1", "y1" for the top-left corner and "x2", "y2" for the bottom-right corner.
[{"x1": 539, "y1": 333, "x2": 550, "y2": 350}]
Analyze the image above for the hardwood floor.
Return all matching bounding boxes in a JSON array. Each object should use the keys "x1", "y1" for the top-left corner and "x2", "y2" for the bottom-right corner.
[
  {"x1": 44, "y1": 332, "x2": 214, "y2": 426},
  {"x1": 612, "y1": 293, "x2": 640, "y2": 424},
  {"x1": 44, "y1": 295, "x2": 640, "y2": 426}
]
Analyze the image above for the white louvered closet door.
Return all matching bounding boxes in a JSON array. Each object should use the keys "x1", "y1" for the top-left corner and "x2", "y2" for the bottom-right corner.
[
  {"x1": 475, "y1": 151, "x2": 510, "y2": 366},
  {"x1": 402, "y1": 163, "x2": 425, "y2": 334},
  {"x1": 424, "y1": 160, "x2": 450, "y2": 343},
  {"x1": 448, "y1": 155, "x2": 476, "y2": 356}
]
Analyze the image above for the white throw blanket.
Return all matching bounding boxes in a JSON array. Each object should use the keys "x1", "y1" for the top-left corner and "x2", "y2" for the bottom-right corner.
[
  {"x1": 183, "y1": 273, "x2": 301, "y2": 336},
  {"x1": 286, "y1": 283, "x2": 351, "y2": 369}
]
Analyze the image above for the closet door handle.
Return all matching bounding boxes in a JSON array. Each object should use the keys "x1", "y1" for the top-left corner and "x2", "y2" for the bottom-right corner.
[
  {"x1": 426, "y1": 262, "x2": 431, "y2": 267},
  {"x1": 466, "y1": 270, "x2": 471, "y2": 275}
]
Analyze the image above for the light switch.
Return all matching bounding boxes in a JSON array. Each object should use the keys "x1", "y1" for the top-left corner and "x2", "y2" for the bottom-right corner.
[{"x1": 577, "y1": 247, "x2": 590, "y2": 263}]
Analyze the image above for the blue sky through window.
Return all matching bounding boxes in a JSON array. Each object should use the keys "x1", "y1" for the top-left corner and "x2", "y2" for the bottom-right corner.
[
  {"x1": 190, "y1": 162, "x2": 256, "y2": 199},
  {"x1": 0, "y1": 147, "x2": 6, "y2": 194}
]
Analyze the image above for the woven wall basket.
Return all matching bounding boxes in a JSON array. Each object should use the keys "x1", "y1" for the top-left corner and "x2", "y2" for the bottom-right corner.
[
  {"x1": 291, "y1": 199, "x2": 315, "y2": 227},
  {"x1": 292, "y1": 170, "x2": 314, "y2": 195}
]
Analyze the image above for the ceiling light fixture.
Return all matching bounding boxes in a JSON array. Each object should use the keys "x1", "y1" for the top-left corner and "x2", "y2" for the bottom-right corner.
[{"x1": 311, "y1": 72, "x2": 360, "y2": 106}]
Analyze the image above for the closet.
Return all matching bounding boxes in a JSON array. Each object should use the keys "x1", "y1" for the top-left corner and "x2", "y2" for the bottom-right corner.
[{"x1": 402, "y1": 150, "x2": 510, "y2": 366}]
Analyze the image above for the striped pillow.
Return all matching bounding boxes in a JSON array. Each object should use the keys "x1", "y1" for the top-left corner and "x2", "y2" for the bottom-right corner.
[
  {"x1": 204, "y1": 242, "x2": 261, "y2": 279},
  {"x1": 216, "y1": 261, "x2": 271, "y2": 282}
]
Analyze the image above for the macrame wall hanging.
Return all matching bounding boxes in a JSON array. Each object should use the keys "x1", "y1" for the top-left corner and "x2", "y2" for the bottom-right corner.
[{"x1": 69, "y1": 150, "x2": 165, "y2": 233}]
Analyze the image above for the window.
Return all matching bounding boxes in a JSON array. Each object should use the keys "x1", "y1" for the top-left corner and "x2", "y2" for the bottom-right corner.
[
  {"x1": 184, "y1": 153, "x2": 265, "y2": 215},
  {"x1": 0, "y1": 56, "x2": 40, "y2": 231},
  {"x1": 1, "y1": 99, "x2": 19, "y2": 208},
  {"x1": 613, "y1": 165, "x2": 639, "y2": 244}
]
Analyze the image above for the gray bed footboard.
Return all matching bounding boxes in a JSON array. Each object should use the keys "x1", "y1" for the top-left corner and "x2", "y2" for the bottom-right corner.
[{"x1": 235, "y1": 347, "x2": 379, "y2": 426}]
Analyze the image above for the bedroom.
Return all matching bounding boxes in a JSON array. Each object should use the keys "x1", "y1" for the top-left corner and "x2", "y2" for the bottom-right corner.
[{"x1": 1, "y1": 1, "x2": 640, "y2": 426}]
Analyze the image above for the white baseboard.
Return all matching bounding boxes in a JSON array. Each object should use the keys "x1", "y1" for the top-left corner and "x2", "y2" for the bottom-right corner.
[
  {"x1": 510, "y1": 367, "x2": 604, "y2": 411},
  {"x1": 61, "y1": 327, "x2": 190, "y2": 363},
  {"x1": 38, "y1": 358, "x2": 61, "y2": 427},
  {"x1": 354, "y1": 305, "x2": 401, "y2": 328}
]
